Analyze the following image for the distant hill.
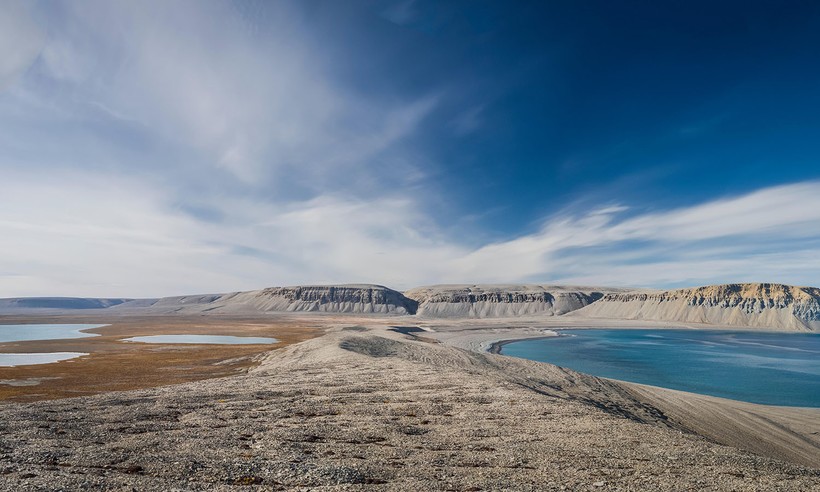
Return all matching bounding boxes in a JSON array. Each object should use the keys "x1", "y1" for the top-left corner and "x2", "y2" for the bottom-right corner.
[
  {"x1": 404, "y1": 284, "x2": 627, "y2": 318},
  {"x1": 2, "y1": 282, "x2": 819, "y2": 332},
  {"x1": 0, "y1": 297, "x2": 133, "y2": 311},
  {"x1": 112, "y1": 285, "x2": 419, "y2": 315},
  {"x1": 571, "y1": 283, "x2": 820, "y2": 331}
]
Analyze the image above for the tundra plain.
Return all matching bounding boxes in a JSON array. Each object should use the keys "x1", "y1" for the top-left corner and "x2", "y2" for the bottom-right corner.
[{"x1": 0, "y1": 283, "x2": 818, "y2": 490}]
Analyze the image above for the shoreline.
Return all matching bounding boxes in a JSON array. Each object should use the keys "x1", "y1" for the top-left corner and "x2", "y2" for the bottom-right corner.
[
  {"x1": 435, "y1": 323, "x2": 820, "y2": 468},
  {"x1": 483, "y1": 327, "x2": 819, "y2": 409},
  {"x1": 475, "y1": 329, "x2": 561, "y2": 355},
  {"x1": 0, "y1": 313, "x2": 816, "y2": 488},
  {"x1": 0, "y1": 315, "x2": 323, "y2": 401},
  {"x1": 486, "y1": 333, "x2": 559, "y2": 354}
]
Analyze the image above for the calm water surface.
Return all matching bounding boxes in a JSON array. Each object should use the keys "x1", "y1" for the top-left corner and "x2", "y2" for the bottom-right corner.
[
  {"x1": 501, "y1": 329, "x2": 820, "y2": 407},
  {"x1": 0, "y1": 324, "x2": 100, "y2": 367},
  {"x1": 124, "y1": 335, "x2": 279, "y2": 344},
  {"x1": 0, "y1": 324, "x2": 104, "y2": 343},
  {"x1": 0, "y1": 352, "x2": 88, "y2": 367}
]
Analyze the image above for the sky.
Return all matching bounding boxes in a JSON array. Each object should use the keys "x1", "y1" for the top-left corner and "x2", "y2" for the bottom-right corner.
[{"x1": 1, "y1": 0, "x2": 820, "y2": 297}]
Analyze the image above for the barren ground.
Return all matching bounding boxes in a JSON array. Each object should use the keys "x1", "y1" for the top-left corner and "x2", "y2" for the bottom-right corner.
[
  {"x1": 0, "y1": 315, "x2": 817, "y2": 491},
  {"x1": 0, "y1": 315, "x2": 322, "y2": 401}
]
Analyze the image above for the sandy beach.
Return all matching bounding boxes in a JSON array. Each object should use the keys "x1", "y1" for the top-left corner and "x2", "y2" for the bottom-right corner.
[{"x1": 0, "y1": 313, "x2": 817, "y2": 490}]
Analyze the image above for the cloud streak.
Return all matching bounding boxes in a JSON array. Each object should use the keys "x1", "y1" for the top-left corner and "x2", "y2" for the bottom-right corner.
[
  {"x1": 1, "y1": 168, "x2": 819, "y2": 297},
  {"x1": 13, "y1": 0, "x2": 436, "y2": 195},
  {"x1": 454, "y1": 181, "x2": 820, "y2": 287},
  {"x1": 1, "y1": 1, "x2": 819, "y2": 297}
]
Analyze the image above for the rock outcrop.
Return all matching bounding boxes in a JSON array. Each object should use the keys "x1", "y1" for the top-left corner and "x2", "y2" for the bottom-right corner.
[
  {"x1": 572, "y1": 283, "x2": 820, "y2": 331},
  {"x1": 4, "y1": 283, "x2": 820, "y2": 330},
  {"x1": 123, "y1": 285, "x2": 419, "y2": 315},
  {"x1": 234, "y1": 285, "x2": 418, "y2": 314},
  {"x1": 404, "y1": 284, "x2": 621, "y2": 318}
]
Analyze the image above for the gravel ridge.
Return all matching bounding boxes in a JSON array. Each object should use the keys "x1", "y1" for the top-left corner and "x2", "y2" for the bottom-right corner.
[{"x1": 0, "y1": 326, "x2": 817, "y2": 491}]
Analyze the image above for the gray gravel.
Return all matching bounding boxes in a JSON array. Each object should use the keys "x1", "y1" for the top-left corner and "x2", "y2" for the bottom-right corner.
[{"x1": 0, "y1": 326, "x2": 817, "y2": 491}]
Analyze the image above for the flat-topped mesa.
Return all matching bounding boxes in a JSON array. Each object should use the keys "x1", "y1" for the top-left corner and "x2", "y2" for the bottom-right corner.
[
  {"x1": 573, "y1": 283, "x2": 820, "y2": 332},
  {"x1": 247, "y1": 285, "x2": 419, "y2": 314},
  {"x1": 132, "y1": 284, "x2": 419, "y2": 315},
  {"x1": 102, "y1": 284, "x2": 418, "y2": 315},
  {"x1": 404, "y1": 284, "x2": 619, "y2": 318}
]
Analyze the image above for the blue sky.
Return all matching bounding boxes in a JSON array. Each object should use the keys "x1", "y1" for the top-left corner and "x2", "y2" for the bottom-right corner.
[{"x1": 1, "y1": 0, "x2": 820, "y2": 297}]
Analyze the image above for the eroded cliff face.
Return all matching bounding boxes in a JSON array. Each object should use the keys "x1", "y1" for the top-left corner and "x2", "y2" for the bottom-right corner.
[
  {"x1": 574, "y1": 283, "x2": 820, "y2": 331},
  {"x1": 404, "y1": 285, "x2": 612, "y2": 318},
  {"x1": 129, "y1": 285, "x2": 418, "y2": 315},
  {"x1": 246, "y1": 285, "x2": 419, "y2": 314},
  {"x1": 4, "y1": 282, "x2": 819, "y2": 330}
]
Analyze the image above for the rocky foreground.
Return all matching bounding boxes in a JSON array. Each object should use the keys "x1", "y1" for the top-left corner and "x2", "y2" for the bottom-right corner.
[{"x1": 0, "y1": 324, "x2": 817, "y2": 491}]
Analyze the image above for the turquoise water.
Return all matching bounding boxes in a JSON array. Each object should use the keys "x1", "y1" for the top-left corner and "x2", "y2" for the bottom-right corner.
[
  {"x1": 0, "y1": 324, "x2": 101, "y2": 367},
  {"x1": 501, "y1": 329, "x2": 820, "y2": 407},
  {"x1": 0, "y1": 324, "x2": 104, "y2": 343},
  {"x1": 0, "y1": 352, "x2": 88, "y2": 367},
  {"x1": 124, "y1": 335, "x2": 279, "y2": 344}
]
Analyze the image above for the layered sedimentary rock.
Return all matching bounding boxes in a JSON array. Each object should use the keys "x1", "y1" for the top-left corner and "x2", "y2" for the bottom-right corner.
[
  {"x1": 125, "y1": 285, "x2": 418, "y2": 315},
  {"x1": 4, "y1": 283, "x2": 820, "y2": 330},
  {"x1": 573, "y1": 283, "x2": 820, "y2": 331},
  {"x1": 232, "y1": 285, "x2": 418, "y2": 314},
  {"x1": 404, "y1": 284, "x2": 617, "y2": 318}
]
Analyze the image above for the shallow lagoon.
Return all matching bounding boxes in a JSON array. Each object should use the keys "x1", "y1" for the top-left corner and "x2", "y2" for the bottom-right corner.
[
  {"x1": 0, "y1": 352, "x2": 88, "y2": 367},
  {"x1": 0, "y1": 324, "x2": 101, "y2": 367},
  {"x1": 124, "y1": 334, "x2": 279, "y2": 344},
  {"x1": 0, "y1": 324, "x2": 103, "y2": 343},
  {"x1": 501, "y1": 329, "x2": 820, "y2": 407}
]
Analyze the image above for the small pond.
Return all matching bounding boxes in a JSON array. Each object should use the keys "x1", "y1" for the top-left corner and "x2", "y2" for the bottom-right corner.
[
  {"x1": 0, "y1": 352, "x2": 88, "y2": 367},
  {"x1": 0, "y1": 324, "x2": 104, "y2": 343}
]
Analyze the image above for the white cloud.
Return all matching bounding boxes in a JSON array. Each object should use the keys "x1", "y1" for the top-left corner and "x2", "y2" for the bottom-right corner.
[
  {"x1": 445, "y1": 181, "x2": 820, "y2": 286},
  {"x1": 1, "y1": 168, "x2": 819, "y2": 297},
  {"x1": 0, "y1": 170, "x2": 466, "y2": 297},
  {"x1": 2, "y1": 2, "x2": 820, "y2": 297},
  {"x1": 607, "y1": 182, "x2": 820, "y2": 242},
  {"x1": 588, "y1": 205, "x2": 629, "y2": 216},
  {"x1": 26, "y1": 0, "x2": 436, "y2": 189}
]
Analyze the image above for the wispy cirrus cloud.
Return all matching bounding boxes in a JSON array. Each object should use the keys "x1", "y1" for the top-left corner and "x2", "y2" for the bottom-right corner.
[
  {"x1": 1, "y1": 1, "x2": 819, "y2": 297},
  {"x1": 450, "y1": 181, "x2": 820, "y2": 287},
  {"x1": 8, "y1": 0, "x2": 436, "y2": 192},
  {"x1": 1, "y1": 168, "x2": 819, "y2": 297},
  {"x1": 0, "y1": 169, "x2": 466, "y2": 296}
]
